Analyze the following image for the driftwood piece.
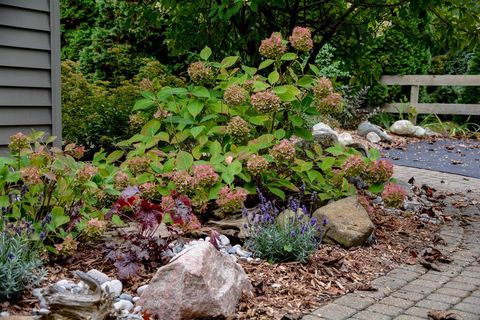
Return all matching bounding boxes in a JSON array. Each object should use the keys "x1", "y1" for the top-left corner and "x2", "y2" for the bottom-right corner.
[{"x1": 43, "y1": 271, "x2": 114, "y2": 320}]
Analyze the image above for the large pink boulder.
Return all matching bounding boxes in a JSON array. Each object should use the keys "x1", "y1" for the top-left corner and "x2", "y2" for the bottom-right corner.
[{"x1": 138, "y1": 242, "x2": 252, "y2": 319}]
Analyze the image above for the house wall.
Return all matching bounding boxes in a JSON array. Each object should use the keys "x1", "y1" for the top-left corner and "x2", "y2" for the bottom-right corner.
[{"x1": 0, "y1": 0, "x2": 61, "y2": 153}]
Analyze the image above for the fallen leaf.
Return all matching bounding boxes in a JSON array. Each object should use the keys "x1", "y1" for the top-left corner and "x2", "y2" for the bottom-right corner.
[{"x1": 428, "y1": 310, "x2": 462, "y2": 320}]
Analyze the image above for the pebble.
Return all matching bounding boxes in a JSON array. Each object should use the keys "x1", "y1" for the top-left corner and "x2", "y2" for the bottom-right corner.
[
  {"x1": 235, "y1": 247, "x2": 253, "y2": 258},
  {"x1": 132, "y1": 296, "x2": 140, "y2": 303},
  {"x1": 119, "y1": 293, "x2": 133, "y2": 302},
  {"x1": 86, "y1": 269, "x2": 111, "y2": 285},
  {"x1": 133, "y1": 306, "x2": 142, "y2": 313},
  {"x1": 373, "y1": 197, "x2": 383, "y2": 205},
  {"x1": 37, "y1": 308, "x2": 51, "y2": 315},
  {"x1": 114, "y1": 300, "x2": 134, "y2": 312},
  {"x1": 136, "y1": 284, "x2": 148, "y2": 296},
  {"x1": 227, "y1": 246, "x2": 237, "y2": 254},
  {"x1": 0, "y1": 312, "x2": 10, "y2": 317},
  {"x1": 218, "y1": 234, "x2": 230, "y2": 247},
  {"x1": 101, "y1": 280, "x2": 123, "y2": 297}
]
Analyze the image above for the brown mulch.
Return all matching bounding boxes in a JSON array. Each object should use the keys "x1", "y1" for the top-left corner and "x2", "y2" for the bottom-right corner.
[{"x1": 236, "y1": 206, "x2": 439, "y2": 319}]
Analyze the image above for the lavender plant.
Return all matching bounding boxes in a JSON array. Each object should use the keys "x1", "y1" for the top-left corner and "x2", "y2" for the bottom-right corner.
[
  {"x1": 244, "y1": 188, "x2": 322, "y2": 263},
  {"x1": 0, "y1": 220, "x2": 46, "y2": 300}
]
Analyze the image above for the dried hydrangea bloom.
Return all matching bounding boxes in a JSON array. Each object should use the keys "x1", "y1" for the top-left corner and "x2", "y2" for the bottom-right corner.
[
  {"x1": 171, "y1": 170, "x2": 193, "y2": 193},
  {"x1": 289, "y1": 27, "x2": 313, "y2": 52},
  {"x1": 77, "y1": 164, "x2": 98, "y2": 182},
  {"x1": 312, "y1": 77, "x2": 333, "y2": 99},
  {"x1": 138, "y1": 78, "x2": 155, "y2": 91},
  {"x1": 251, "y1": 91, "x2": 281, "y2": 113},
  {"x1": 246, "y1": 154, "x2": 269, "y2": 176},
  {"x1": 83, "y1": 218, "x2": 107, "y2": 240},
  {"x1": 216, "y1": 186, "x2": 248, "y2": 213},
  {"x1": 382, "y1": 183, "x2": 407, "y2": 208},
  {"x1": 191, "y1": 164, "x2": 218, "y2": 188},
  {"x1": 259, "y1": 33, "x2": 287, "y2": 59},
  {"x1": 315, "y1": 92, "x2": 343, "y2": 114},
  {"x1": 224, "y1": 84, "x2": 247, "y2": 106},
  {"x1": 129, "y1": 113, "x2": 146, "y2": 128},
  {"x1": 270, "y1": 139, "x2": 296, "y2": 162},
  {"x1": 126, "y1": 156, "x2": 151, "y2": 175},
  {"x1": 21, "y1": 166, "x2": 42, "y2": 185},
  {"x1": 55, "y1": 234, "x2": 78, "y2": 255},
  {"x1": 153, "y1": 107, "x2": 170, "y2": 120},
  {"x1": 363, "y1": 159, "x2": 394, "y2": 185},
  {"x1": 140, "y1": 182, "x2": 157, "y2": 199},
  {"x1": 226, "y1": 116, "x2": 250, "y2": 139},
  {"x1": 187, "y1": 61, "x2": 212, "y2": 84},
  {"x1": 342, "y1": 155, "x2": 366, "y2": 178},
  {"x1": 9, "y1": 132, "x2": 29, "y2": 153},
  {"x1": 114, "y1": 171, "x2": 130, "y2": 190},
  {"x1": 64, "y1": 144, "x2": 85, "y2": 159}
]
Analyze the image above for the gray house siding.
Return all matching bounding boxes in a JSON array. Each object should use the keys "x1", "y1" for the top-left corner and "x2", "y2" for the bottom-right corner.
[{"x1": 0, "y1": 0, "x2": 61, "y2": 153}]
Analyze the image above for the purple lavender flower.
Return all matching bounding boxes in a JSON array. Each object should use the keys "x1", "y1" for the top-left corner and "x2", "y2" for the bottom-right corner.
[
  {"x1": 310, "y1": 217, "x2": 317, "y2": 226},
  {"x1": 7, "y1": 252, "x2": 15, "y2": 261},
  {"x1": 322, "y1": 218, "x2": 328, "y2": 226},
  {"x1": 290, "y1": 198, "x2": 299, "y2": 212},
  {"x1": 40, "y1": 231, "x2": 46, "y2": 240},
  {"x1": 301, "y1": 225, "x2": 307, "y2": 235},
  {"x1": 290, "y1": 230, "x2": 296, "y2": 237},
  {"x1": 242, "y1": 207, "x2": 248, "y2": 217},
  {"x1": 301, "y1": 204, "x2": 308, "y2": 214}
]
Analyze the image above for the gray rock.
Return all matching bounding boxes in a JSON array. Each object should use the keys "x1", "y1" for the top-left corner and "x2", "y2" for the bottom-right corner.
[
  {"x1": 218, "y1": 234, "x2": 230, "y2": 247},
  {"x1": 0, "y1": 311, "x2": 10, "y2": 317},
  {"x1": 86, "y1": 269, "x2": 110, "y2": 285},
  {"x1": 228, "y1": 244, "x2": 241, "y2": 254},
  {"x1": 101, "y1": 280, "x2": 123, "y2": 297},
  {"x1": 366, "y1": 131, "x2": 381, "y2": 143},
  {"x1": 312, "y1": 196, "x2": 375, "y2": 248},
  {"x1": 338, "y1": 132, "x2": 354, "y2": 146},
  {"x1": 424, "y1": 127, "x2": 441, "y2": 137},
  {"x1": 235, "y1": 247, "x2": 253, "y2": 258},
  {"x1": 37, "y1": 309, "x2": 51, "y2": 316},
  {"x1": 132, "y1": 296, "x2": 140, "y2": 303},
  {"x1": 413, "y1": 126, "x2": 426, "y2": 137},
  {"x1": 114, "y1": 300, "x2": 134, "y2": 312},
  {"x1": 312, "y1": 122, "x2": 339, "y2": 148},
  {"x1": 390, "y1": 120, "x2": 416, "y2": 136},
  {"x1": 119, "y1": 293, "x2": 133, "y2": 302},
  {"x1": 137, "y1": 242, "x2": 252, "y2": 320},
  {"x1": 133, "y1": 306, "x2": 142, "y2": 313},
  {"x1": 136, "y1": 285, "x2": 148, "y2": 297},
  {"x1": 357, "y1": 121, "x2": 392, "y2": 142}
]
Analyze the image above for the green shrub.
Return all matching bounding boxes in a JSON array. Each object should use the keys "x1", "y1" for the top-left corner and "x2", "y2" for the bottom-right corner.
[
  {"x1": 114, "y1": 28, "x2": 367, "y2": 219},
  {"x1": 61, "y1": 60, "x2": 140, "y2": 152},
  {"x1": 0, "y1": 222, "x2": 45, "y2": 300},
  {"x1": 1, "y1": 131, "x2": 119, "y2": 253}
]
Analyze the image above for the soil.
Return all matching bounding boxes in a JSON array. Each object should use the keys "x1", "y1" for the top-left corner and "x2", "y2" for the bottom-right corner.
[{"x1": 5, "y1": 194, "x2": 443, "y2": 320}]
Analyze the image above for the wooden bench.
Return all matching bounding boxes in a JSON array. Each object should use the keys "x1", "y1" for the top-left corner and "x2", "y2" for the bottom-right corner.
[{"x1": 380, "y1": 75, "x2": 480, "y2": 117}]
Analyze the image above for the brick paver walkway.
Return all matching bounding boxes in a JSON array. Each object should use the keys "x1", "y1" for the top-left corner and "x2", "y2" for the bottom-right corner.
[{"x1": 304, "y1": 166, "x2": 480, "y2": 320}]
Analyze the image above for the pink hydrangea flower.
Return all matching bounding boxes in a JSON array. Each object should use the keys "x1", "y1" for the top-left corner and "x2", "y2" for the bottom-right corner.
[
  {"x1": 139, "y1": 182, "x2": 157, "y2": 199},
  {"x1": 315, "y1": 92, "x2": 343, "y2": 114},
  {"x1": 382, "y1": 183, "x2": 407, "y2": 208},
  {"x1": 342, "y1": 155, "x2": 366, "y2": 178},
  {"x1": 126, "y1": 156, "x2": 151, "y2": 175},
  {"x1": 270, "y1": 139, "x2": 296, "y2": 162},
  {"x1": 224, "y1": 84, "x2": 247, "y2": 106},
  {"x1": 114, "y1": 171, "x2": 130, "y2": 190},
  {"x1": 216, "y1": 186, "x2": 248, "y2": 213},
  {"x1": 187, "y1": 61, "x2": 212, "y2": 84},
  {"x1": 363, "y1": 159, "x2": 394, "y2": 185},
  {"x1": 247, "y1": 154, "x2": 269, "y2": 176},
  {"x1": 21, "y1": 166, "x2": 42, "y2": 185},
  {"x1": 9, "y1": 132, "x2": 29, "y2": 153},
  {"x1": 191, "y1": 164, "x2": 218, "y2": 188},
  {"x1": 171, "y1": 170, "x2": 193, "y2": 193},
  {"x1": 289, "y1": 27, "x2": 313, "y2": 52},
  {"x1": 259, "y1": 33, "x2": 287, "y2": 59},
  {"x1": 77, "y1": 164, "x2": 98, "y2": 182},
  {"x1": 251, "y1": 91, "x2": 281, "y2": 113},
  {"x1": 312, "y1": 77, "x2": 333, "y2": 99}
]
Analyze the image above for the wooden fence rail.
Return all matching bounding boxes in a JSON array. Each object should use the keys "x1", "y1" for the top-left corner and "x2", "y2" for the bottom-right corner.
[{"x1": 379, "y1": 75, "x2": 480, "y2": 116}]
